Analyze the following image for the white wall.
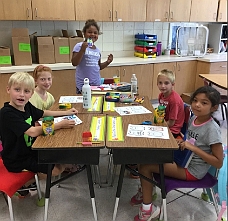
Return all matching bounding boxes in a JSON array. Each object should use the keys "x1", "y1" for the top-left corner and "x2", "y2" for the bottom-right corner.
[{"x1": 0, "y1": 20, "x2": 170, "y2": 60}]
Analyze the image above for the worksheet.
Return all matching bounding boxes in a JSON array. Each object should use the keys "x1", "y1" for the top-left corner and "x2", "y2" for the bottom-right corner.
[
  {"x1": 114, "y1": 106, "x2": 152, "y2": 116},
  {"x1": 39, "y1": 115, "x2": 82, "y2": 126},
  {"x1": 59, "y1": 96, "x2": 83, "y2": 103},
  {"x1": 127, "y1": 124, "x2": 169, "y2": 139}
]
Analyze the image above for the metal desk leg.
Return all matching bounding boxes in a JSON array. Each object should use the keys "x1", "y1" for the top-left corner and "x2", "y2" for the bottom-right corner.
[
  {"x1": 112, "y1": 164, "x2": 125, "y2": 221},
  {"x1": 44, "y1": 164, "x2": 53, "y2": 221},
  {"x1": 159, "y1": 164, "x2": 167, "y2": 221},
  {"x1": 86, "y1": 165, "x2": 98, "y2": 221}
]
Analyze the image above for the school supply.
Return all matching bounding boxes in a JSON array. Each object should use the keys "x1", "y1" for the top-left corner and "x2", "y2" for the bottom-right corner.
[{"x1": 82, "y1": 78, "x2": 91, "y2": 109}]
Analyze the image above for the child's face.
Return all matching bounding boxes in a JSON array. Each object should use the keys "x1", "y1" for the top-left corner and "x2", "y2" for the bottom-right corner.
[
  {"x1": 35, "y1": 71, "x2": 52, "y2": 91},
  {"x1": 157, "y1": 75, "x2": 174, "y2": 97},
  {"x1": 7, "y1": 83, "x2": 33, "y2": 110},
  {"x1": 84, "y1": 25, "x2": 99, "y2": 43},
  {"x1": 191, "y1": 93, "x2": 217, "y2": 117}
]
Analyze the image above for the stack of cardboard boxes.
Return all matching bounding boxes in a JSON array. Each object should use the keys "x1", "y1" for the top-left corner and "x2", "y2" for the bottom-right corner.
[{"x1": 0, "y1": 47, "x2": 11, "y2": 67}]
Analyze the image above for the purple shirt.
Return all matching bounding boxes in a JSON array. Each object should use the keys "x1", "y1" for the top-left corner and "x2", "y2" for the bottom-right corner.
[{"x1": 73, "y1": 42, "x2": 101, "y2": 91}]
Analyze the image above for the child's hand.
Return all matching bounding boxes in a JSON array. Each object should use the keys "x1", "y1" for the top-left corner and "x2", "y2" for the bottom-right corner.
[
  {"x1": 107, "y1": 54, "x2": 113, "y2": 64},
  {"x1": 179, "y1": 140, "x2": 194, "y2": 151},
  {"x1": 59, "y1": 119, "x2": 75, "y2": 128},
  {"x1": 81, "y1": 40, "x2": 88, "y2": 52},
  {"x1": 66, "y1": 108, "x2": 78, "y2": 115}
]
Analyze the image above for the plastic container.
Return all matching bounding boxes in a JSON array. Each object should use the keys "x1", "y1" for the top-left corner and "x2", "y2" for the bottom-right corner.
[
  {"x1": 42, "y1": 116, "x2": 54, "y2": 136},
  {"x1": 131, "y1": 74, "x2": 137, "y2": 95},
  {"x1": 154, "y1": 105, "x2": 166, "y2": 124},
  {"x1": 157, "y1": 41, "x2": 162, "y2": 56},
  {"x1": 82, "y1": 78, "x2": 91, "y2": 109}
]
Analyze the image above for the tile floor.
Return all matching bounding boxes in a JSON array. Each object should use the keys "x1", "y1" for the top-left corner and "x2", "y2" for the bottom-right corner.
[{"x1": 0, "y1": 104, "x2": 227, "y2": 221}]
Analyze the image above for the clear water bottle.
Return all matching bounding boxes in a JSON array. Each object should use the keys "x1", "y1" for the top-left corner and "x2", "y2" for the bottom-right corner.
[
  {"x1": 82, "y1": 78, "x2": 91, "y2": 109},
  {"x1": 131, "y1": 74, "x2": 137, "y2": 96}
]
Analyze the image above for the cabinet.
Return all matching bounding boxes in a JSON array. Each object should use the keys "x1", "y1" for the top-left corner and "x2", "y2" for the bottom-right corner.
[
  {"x1": 32, "y1": 0, "x2": 75, "y2": 20},
  {"x1": 190, "y1": 0, "x2": 218, "y2": 22},
  {"x1": 152, "y1": 61, "x2": 197, "y2": 99},
  {"x1": 75, "y1": 0, "x2": 112, "y2": 21},
  {"x1": 100, "y1": 66, "x2": 120, "y2": 79},
  {"x1": 146, "y1": 0, "x2": 191, "y2": 22},
  {"x1": 217, "y1": 0, "x2": 227, "y2": 22},
  {"x1": 0, "y1": 0, "x2": 32, "y2": 20}
]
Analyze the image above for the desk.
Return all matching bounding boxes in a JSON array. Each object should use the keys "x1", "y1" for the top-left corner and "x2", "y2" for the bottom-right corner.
[
  {"x1": 199, "y1": 74, "x2": 227, "y2": 90},
  {"x1": 105, "y1": 101, "x2": 178, "y2": 221},
  {"x1": 32, "y1": 114, "x2": 105, "y2": 221}
]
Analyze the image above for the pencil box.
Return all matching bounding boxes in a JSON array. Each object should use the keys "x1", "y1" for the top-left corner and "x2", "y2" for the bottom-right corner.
[
  {"x1": 119, "y1": 94, "x2": 134, "y2": 103},
  {"x1": 105, "y1": 92, "x2": 120, "y2": 102},
  {"x1": 117, "y1": 85, "x2": 131, "y2": 92}
]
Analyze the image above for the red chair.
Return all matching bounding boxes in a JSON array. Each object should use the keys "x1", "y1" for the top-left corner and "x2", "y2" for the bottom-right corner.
[{"x1": 0, "y1": 158, "x2": 44, "y2": 221}]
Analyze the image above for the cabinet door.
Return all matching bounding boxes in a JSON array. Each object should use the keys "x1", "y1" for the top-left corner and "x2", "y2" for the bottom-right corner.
[
  {"x1": 217, "y1": 0, "x2": 227, "y2": 22},
  {"x1": 75, "y1": 0, "x2": 112, "y2": 21},
  {"x1": 146, "y1": 0, "x2": 170, "y2": 21},
  {"x1": 0, "y1": 0, "x2": 32, "y2": 20},
  {"x1": 113, "y1": 0, "x2": 147, "y2": 21},
  {"x1": 100, "y1": 66, "x2": 120, "y2": 79},
  {"x1": 175, "y1": 61, "x2": 197, "y2": 95},
  {"x1": 190, "y1": 0, "x2": 218, "y2": 22},
  {"x1": 32, "y1": 0, "x2": 75, "y2": 20},
  {"x1": 120, "y1": 64, "x2": 153, "y2": 99},
  {"x1": 152, "y1": 63, "x2": 176, "y2": 99},
  {"x1": 169, "y1": 0, "x2": 191, "y2": 22}
]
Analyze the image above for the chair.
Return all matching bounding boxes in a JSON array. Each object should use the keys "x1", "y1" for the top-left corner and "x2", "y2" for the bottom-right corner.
[
  {"x1": 203, "y1": 79, "x2": 227, "y2": 121},
  {"x1": 0, "y1": 158, "x2": 44, "y2": 221}
]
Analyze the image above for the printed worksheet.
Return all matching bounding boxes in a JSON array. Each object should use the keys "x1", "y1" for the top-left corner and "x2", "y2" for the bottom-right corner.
[
  {"x1": 127, "y1": 124, "x2": 169, "y2": 139},
  {"x1": 114, "y1": 106, "x2": 152, "y2": 116},
  {"x1": 39, "y1": 115, "x2": 82, "y2": 126},
  {"x1": 59, "y1": 96, "x2": 83, "y2": 103}
]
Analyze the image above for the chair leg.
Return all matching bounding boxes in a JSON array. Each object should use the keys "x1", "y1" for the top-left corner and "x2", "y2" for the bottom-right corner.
[
  {"x1": 94, "y1": 165, "x2": 102, "y2": 188},
  {"x1": 110, "y1": 165, "x2": 117, "y2": 187},
  {"x1": 220, "y1": 104, "x2": 225, "y2": 121},
  {"x1": 209, "y1": 187, "x2": 219, "y2": 216},
  {"x1": 35, "y1": 174, "x2": 42, "y2": 200},
  {"x1": 7, "y1": 195, "x2": 14, "y2": 221},
  {"x1": 106, "y1": 152, "x2": 113, "y2": 184}
]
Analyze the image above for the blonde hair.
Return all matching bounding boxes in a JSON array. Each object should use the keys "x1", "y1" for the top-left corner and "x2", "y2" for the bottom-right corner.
[
  {"x1": 157, "y1": 69, "x2": 175, "y2": 84},
  {"x1": 8, "y1": 72, "x2": 35, "y2": 90},
  {"x1": 33, "y1": 65, "x2": 52, "y2": 81}
]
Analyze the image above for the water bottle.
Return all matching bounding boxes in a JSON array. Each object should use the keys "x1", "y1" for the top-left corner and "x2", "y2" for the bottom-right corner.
[
  {"x1": 131, "y1": 74, "x2": 137, "y2": 96},
  {"x1": 157, "y1": 41, "x2": 162, "y2": 56},
  {"x1": 82, "y1": 78, "x2": 91, "y2": 109}
]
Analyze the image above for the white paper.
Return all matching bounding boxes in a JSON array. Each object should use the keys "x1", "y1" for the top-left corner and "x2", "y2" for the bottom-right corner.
[
  {"x1": 39, "y1": 115, "x2": 82, "y2": 126},
  {"x1": 127, "y1": 124, "x2": 169, "y2": 139},
  {"x1": 59, "y1": 96, "x2": 83, "y2": 103},
  {"x1": 114, "y1": 106, "x2": 152, "y2": 116}
]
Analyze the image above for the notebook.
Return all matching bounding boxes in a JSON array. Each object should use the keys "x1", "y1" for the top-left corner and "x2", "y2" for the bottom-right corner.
[{"x1": 174, "y1": 148, "x2": 194, "y2": 168}]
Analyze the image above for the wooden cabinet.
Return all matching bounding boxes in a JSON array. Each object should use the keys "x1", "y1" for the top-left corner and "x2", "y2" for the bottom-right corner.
[
  {"x1": 0, "y1": 0, "x2": 32, "y2": 20},
  {"x1": 113, "y1": 0, "x2": 147, "y2": 21},
  {"x1": 190, "y1": 0, "x2": 218, "y2": 22},
  {"x1": 32, "y1": 0, "x2": 75, "y2": 20},
  {"x1": 152, "y1": 61, "x2": 197, "y2": 99},
  {"x1": 146, "y1": 0, "x2": 191, "y2": 22},
  {"x1": 75, "y1": 0, "x2": 112, "y2": 21},
  {"x1": 217, "y1": 0, "x2": 227, "y2": 22},
  {"x1": 120, "y1": 64, "x2": 153, "y2": 99},
  {"x1": 100, "y1": 66, "x2": 120, "y2": 79}
]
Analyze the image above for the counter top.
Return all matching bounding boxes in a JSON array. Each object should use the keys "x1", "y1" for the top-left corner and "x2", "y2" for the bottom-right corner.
[{"x1": 0, "y1": 53, "x2": 226, "y2": 74}]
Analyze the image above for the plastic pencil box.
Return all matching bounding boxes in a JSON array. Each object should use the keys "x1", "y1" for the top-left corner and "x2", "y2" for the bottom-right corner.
[
  {"x1": 119, "y1": 94, "x2": 135, "y2": 103},
  {"x1": 135, "y1": 40, "x2": 157, "y2": 47},
  {"x1": 135, "y1": 34, "x2": 157, "y2": 40},
  {"x1": 105, "y1": 92, "x2": 120, "y2": 102}
]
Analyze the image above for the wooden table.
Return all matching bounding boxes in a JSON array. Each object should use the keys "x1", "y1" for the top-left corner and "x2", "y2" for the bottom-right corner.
[
  {"x1": 32, "y1": 114, "x2": 105, "y2": 221},
  {"x1": 199, "y1": 74, "x2": 227, "y2": 90},
  {"x1": 105, "y1": 100, "x2": 178, "y2": 221}
]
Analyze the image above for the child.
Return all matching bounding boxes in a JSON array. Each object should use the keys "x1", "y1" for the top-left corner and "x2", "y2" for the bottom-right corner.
[
  {"x1": 0, "y1": 72, "x2": 78, "y2": 196},
  {"x1": 157, "y1": 69, "x2": 185, "y2": 138},
  {"x1": 131, "y1": 86, "x2": 223, "y2": 221},
  {"x1": 71, "y1": 19, "x2": 113, "y2": 94},
  {"x1": 30, "y1": 65, "x2": 55, "y2": 110}
]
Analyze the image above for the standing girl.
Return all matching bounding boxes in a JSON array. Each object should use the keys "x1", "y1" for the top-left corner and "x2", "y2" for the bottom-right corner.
[
  {"x1": 30, "y1": 65, "x2": 55, "y2": 110},
  {"x1": 71, "y1": 19, "x2": 113, "y2": 94},
  {"x1": 131, "y1": 86, "x2": 223, "y2": 221}
]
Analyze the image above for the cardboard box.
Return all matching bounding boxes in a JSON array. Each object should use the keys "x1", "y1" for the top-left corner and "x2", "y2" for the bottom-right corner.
[
  {"x1": 62, "y1": 30, "x2": 83, "y2": 61},
  {"x1": 53, "y1": 37, "x2": 70, "y2": 63},
  {"x1": 0, "y1": 46, "x2": 12, "y2": 67},
  {"x1": 35, "y1": 36, "x2": 55, "y2": 64},
  {"x1": 12, "y1": 28, "x2": 32, "y2": 65}
]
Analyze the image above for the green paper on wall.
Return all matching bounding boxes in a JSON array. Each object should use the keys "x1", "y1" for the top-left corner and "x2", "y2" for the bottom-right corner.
[
  {"x1": 59, "y1": 47, "x2": 70, "y2": 54},
  {"x1": 0, "y1": 56, "x2": 11, "y2": 64},
  {"x1": 19, "y1": 43, "x2": 31, "y2": 52}
]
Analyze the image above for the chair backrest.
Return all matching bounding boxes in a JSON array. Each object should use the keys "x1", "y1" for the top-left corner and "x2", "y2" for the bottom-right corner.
[{"x1": 181, "y1": 104, "x2": 192, "y2": 140}]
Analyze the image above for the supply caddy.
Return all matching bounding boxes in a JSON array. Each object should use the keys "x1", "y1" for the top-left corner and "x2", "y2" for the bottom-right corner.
[{"x1": 134, "y1": 34, "x2": 157, "y2": 58}]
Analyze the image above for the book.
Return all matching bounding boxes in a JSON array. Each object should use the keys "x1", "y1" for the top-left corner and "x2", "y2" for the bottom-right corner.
[{"x1": 174, "y1": 148, "x2": 194, "y2": 168}]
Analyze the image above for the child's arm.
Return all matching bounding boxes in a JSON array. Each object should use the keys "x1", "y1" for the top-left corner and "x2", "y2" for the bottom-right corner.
[
  {"x1": 99, "y1": 54, "x2": 113, "y2": 70},
  {"x1": 43, "y1": 108, "x2": 78, "y2": 118},
  {"x1": 71, "y1": 41, "x2": 88, "y2": 66},
  {"x1": 179, "y1": 141, "x2": 223, "y2": 169}
]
